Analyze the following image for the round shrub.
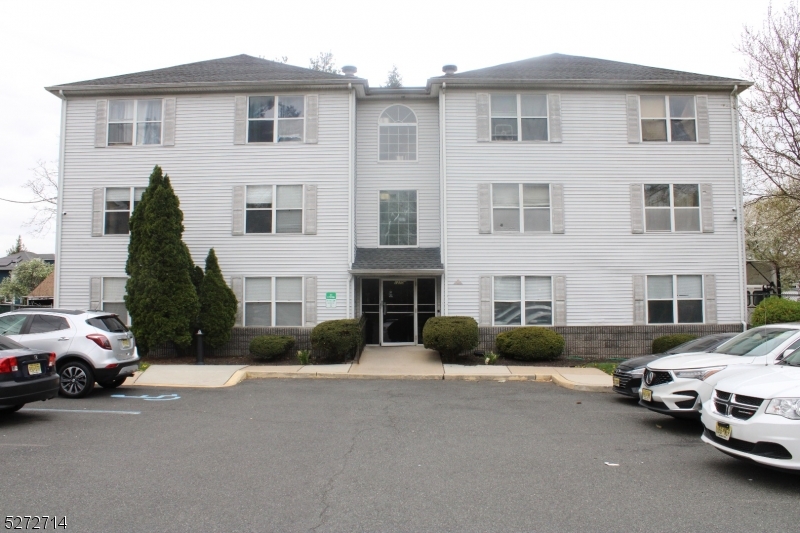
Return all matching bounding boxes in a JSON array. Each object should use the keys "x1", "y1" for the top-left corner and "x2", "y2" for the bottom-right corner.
[
  {"x1": 750, "y1": 296, "x2": 800, "y2": 326},
  {"x1": 651, "y1": 334, "x2": 697, "y2": 354},
  {"x1": 422, "y1": 316, "x2": 479, "y2": 357},
  {"x1": 311, "y1": 319, "x2": 362, "y2": 360},
  {"x1": 495, "y1": 327, "x2": 564, "y2": 361},
  {"x1": 249, "y1": 335, "x2": 296, "y2": 360}
]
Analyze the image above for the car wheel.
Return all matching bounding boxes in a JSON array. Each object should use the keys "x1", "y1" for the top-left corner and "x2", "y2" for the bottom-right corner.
[
  {"x1": 59, "y1": 361, "x2": 95, "y2": 398},
  {"x1": 0, "y1": 404, "x2": 24, "y2": 414},
  {"x1": 98, "y1": 377, "x2": 127, "y2": 389}
]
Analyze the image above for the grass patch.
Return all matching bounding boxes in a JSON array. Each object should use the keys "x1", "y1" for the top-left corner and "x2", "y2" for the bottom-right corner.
[
  {"x1": 582, "y1": 362, "x2": 617, "y2": 375},
  {"x1": 138, "y1": 362, "x2": 151, "y2": 372}
]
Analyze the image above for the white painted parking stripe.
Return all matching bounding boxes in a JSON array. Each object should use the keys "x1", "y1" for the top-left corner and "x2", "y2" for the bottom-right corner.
[{"x1": 20, "y1": 408, "x2": 141, "y2": 415}]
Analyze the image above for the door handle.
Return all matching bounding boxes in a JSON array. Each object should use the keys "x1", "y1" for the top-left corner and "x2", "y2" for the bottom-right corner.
[{"x1": 58, "y1": 337, "x2": 69, "y2": 341}]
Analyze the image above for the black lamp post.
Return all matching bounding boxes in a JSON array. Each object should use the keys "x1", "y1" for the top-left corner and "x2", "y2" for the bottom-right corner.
[{"x1": 196, "y1": 329, "x2": 204, "y2": 365}]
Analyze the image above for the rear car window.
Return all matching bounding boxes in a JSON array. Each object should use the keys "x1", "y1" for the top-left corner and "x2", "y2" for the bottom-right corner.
[
  {"x1": 0, "y1": 335, "x2": 24, "y2": 350},
  {"x1": 28, "y1": 314, "x2": 70, "y2": 334},
  {"x1": 0, "y1": 314, "x2": 28, "y2": 336},
  {"x1": 86, "y1": 316, "x2": 128, "y2": 333}
]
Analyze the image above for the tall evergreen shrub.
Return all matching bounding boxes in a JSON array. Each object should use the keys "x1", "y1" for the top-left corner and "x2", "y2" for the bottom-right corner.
[{"x1": 198, "y1": 249, "x2": 238, "y2": 348}]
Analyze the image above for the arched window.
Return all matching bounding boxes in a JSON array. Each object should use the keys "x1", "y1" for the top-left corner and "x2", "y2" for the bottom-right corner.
[{"x1": 379, "y1": 105, "x2": 417, "y2": 161}]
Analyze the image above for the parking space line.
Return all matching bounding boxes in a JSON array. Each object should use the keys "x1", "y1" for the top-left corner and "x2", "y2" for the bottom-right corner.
[{"x1": 20, "y1": 408, "x2": 141, "y2": 415}]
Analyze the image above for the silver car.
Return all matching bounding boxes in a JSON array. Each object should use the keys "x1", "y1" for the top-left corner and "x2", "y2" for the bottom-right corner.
[{"x1": 0, "y1": 309, "x2": 139, "y2": 398}]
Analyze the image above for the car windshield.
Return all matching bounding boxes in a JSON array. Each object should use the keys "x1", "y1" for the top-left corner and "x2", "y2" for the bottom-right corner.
[
  {"x1": 86, "y1": 316, "x2": 128, "y2": 333},
  {"x1": 0, "y1": 335, "x2": 24, "y2": 350},
  {"x1": 713, "y1": 328, "x2": 798, "y2": 357},
  {"x1": 666, "y1": 335, "x2": 730, "y2": 354}
]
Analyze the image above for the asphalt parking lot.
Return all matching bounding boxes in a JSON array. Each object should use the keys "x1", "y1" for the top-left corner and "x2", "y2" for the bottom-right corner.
[{"x1": 2, "y1": 379, "x2": 799, "y2": 533}]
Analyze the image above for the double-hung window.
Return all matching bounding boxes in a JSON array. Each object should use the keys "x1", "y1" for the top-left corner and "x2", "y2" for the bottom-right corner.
[
  {"x1": 245, "y1": 185, "x2": 303, "y2": 234},
  {"x1": 244, "y1": 277, "x2": 303, "y2": 326},
  {"x1": 492, "y1": 184, "x2": 550, "y2": 232},
  {"x1": 248, "y1": 96, "x2": 305, "y2": 143},
  {"x1": 104, "y1": 187, "x2": 145, "y2": 235},
  {"x1": 493, "y1": 276, "x2": 553, "y2": 326},
  {"x1": 644, "y1": 184, "x2": 700, "y2": 232},
  {"x1": 491, "y1": 94, "x2": 548, "y2": 141},
  {"x1": 647, "y1": 275, "x2": 703, "y2": 324},
  {"x1": 102, "y1": 277, "x2": 129, "y2": 324},
  {"x1": 640, "y1": 95, "x2": 697, "y2": 142},
  {"x1": 379, "y1": 190, "x2": 417, "y2": 246},
  {"x1": 108, "y1": 99, "x2": 163, "y2": 145}
]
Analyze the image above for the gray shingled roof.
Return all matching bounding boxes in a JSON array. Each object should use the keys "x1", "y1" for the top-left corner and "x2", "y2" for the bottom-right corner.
[
  {"x1": 435, "y1": 53, "x2": 747, "y2": 84},
  {"x1": 51, "y1": 54, "x2": 350, "y2": 89},
  {"x1": 352, "y1": 248, "x2": 443, "y2": 271},
  {"x1": 0, "y1": 252, "x2": 55, "y2": 271}
]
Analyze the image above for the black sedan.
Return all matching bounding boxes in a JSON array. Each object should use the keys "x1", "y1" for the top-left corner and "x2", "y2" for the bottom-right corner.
[
  {"x1": 612, "y1": 333, "x2": 736, "y2": 397},
  {"x1": 0, "y1": 335, "x2": 59, "y2": 414}
]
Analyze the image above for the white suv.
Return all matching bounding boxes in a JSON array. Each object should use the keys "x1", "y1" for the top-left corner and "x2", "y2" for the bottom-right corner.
[
  {"x1": 639, "y1": 324, "x2": 800, "y2": 418},
  {"x1": 0, "y1": 309, "x2": 139, "y2": 398}
]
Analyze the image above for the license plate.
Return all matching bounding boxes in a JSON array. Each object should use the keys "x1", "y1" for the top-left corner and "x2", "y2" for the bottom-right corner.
[
  {"x1": 642, "y1": 388, "x2": 652, "y2": 402},
  {"x1": 715, "y1": 421, "x2": 732, "y2": 441},
  {"x1": 28, "y1": 362, "x2": 42, "y2": 375},
  {"x1": 121, "y1": 338, "x2": 131, "y2": 349},
  {"x1": 613, "y1": 377, "x2": 620, "y2": 387}
]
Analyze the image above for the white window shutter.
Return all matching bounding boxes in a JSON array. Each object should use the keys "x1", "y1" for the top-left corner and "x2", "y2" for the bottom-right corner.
[
  {"x1": 233, "y1": 96, "x2": 247, "y2": 145},
  {"x1": 696, "y1": 95, "x2": 710, "y2": 144},
  {"x1": 232, "y1": 186, "x2": 245, "y2": 236},
  {"x1": 476, "y1": 93, "x2": 491, "y2": 142},
  {"x1": 479, "y1": 276, "x2": 492, "y2": 326},
  {"x1": 304, "y1": 184, "x2": 317, "y2": 235},
  {"x1": 626, "y1": 95, "x2": 640, "y2": 144},
  {"x1": 551, "y1": 184, "x2": 565, "y2": 234},
  {"x1": 92, "y1": 188, "x2": 104, "y2": 236},
  {"x1": 633, "y1": 275, "x2": 646, "y2": 325},
  {"x1": 630, "y1": 184, "x2": 644, "y2": 234},
  {"x1": 95, "y1": 100, "x2": 108, "y2": 148},
  {"x1": 553, "y1": 275, "x2": 566, "y2": 326},
  {"x1": 478, "y1": 183, "x2": 491, "y2": 234},
  {"x1": 704, "y1": 274, "x2": 717, "y2": 324},
  {"x1": 548, "y1": 94, "x2": 562, "y2": 143},
  {"x1": 162, "y1": 97, "x2": 176, "y2": 146},
  {"x1": 701, "y1": 183, "x2": 714, "y2": 233},
  {"x1": 305, "y1": 94, "x2": 319, "y2": 144},
  {"x1": 305, "y1": 276, "x2": 317, "y2": 326},
  {"x1": 230, "y1": 277, "x2": 243, "y2": 326},
  {"x1": 90, "y1": 277, "x2": 102, "y2": 310}
]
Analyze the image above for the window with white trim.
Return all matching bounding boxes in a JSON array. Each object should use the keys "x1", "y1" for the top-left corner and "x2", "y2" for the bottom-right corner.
[
  {"x1": 644, "y1": 184, "x2": 700, "y2": 232},
  {"x1": 490, "y1": 94, "x2": 548, "y2": 141},
  {"x1": 102, "y1": 277, "x2": 129, "y2": 324},
  {"x1": 647, "y1": 275, "x2": 703, "y2": 324},
  {"x1": 245, "y1": 185, "x2": 303, "y2": 233},
  {"x1": 108, "y1": 99, "x2": 163, "y2": 145},
  {"x1": 244, "y1": 277, "x2": 303, "y2": 326},
  {"x1": 248, "y1": 96, "x2": 304, "y2": 143},
  {"x1": 104, "y1": 187, "x2": 145, "y2": 235},
  {"x1": 492, "y1": 184, "x2": 550, "y2": 232},
  {"x1": 640, "y1": 95, "x2": 696, "y2": 142},
  {"x1": 493, "y1": 276, "x2": 553, "y2": 326},
  {"x1": 379, "y1": 105, "x2": 417, "y2": 161},
  {"x1": 379, "y1": 190, "x2": 417, "y2": 246}
]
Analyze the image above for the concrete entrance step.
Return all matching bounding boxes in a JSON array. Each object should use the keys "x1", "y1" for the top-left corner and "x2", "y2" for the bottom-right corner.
[{"x1": 348, "y1": 346, "x2": 443, "y2": 379}]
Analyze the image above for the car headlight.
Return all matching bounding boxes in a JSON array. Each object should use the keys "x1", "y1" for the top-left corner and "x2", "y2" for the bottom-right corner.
[
  {"x1": 766, "y1": 398, "x2": 800, "y2": 420},
  {"x1": 673, "y1": 366, "x2": 726, "y2": 380},
  {"x1": 628, "y1": 368, "x2": 645, "y2": 377}
]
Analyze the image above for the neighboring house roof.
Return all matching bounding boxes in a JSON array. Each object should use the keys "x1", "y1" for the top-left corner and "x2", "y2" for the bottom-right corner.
[
  {"x1": 0, "y1": 252, "x2": 55, "y2": 272},
  {"x1": 28, "y1": 272, "x2": 54, "y2": 299},
  {"x1": 46, "y1": 54, "x2": 359, "y2": 95},
  {"x1": 351, "y1": 248, "x2": 444, "y2": 273}
]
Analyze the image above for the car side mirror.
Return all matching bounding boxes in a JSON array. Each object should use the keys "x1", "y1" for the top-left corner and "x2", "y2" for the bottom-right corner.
[{"x1": 777, "y1": 348, "x2": 796, "y2": 362}]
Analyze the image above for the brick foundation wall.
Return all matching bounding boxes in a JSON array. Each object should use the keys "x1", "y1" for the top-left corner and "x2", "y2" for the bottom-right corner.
[{"x1": 148, "y1": 327, "x2": 313, "y2": 358}]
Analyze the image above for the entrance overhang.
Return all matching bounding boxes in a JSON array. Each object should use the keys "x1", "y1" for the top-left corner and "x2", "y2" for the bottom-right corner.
[{"x1": 349, "y1": 268, "x2": 444, "y2": 276}]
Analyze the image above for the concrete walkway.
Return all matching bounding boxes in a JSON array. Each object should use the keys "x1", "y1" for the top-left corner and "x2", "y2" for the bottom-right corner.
[{"x1": 126, "y1": 347, "x2": 613, "y2": 392}]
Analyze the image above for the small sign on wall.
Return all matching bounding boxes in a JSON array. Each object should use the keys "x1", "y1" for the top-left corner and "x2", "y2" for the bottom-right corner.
[{"x1": 325, "y1": 292, "x2": 337, "y2": 308}]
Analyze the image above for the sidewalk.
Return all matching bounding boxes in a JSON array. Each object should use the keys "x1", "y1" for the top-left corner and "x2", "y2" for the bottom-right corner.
[{"x1": 125, "y1": 346, "x2": 613, "y2": 392}]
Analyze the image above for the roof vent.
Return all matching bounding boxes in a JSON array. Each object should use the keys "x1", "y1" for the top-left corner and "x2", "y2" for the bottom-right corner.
[
  {"x1": 442, "y1": 64, "x2": 457, "y2": 75},
  {"x1": 342, "y1": 65, "x2": 357, "y2": 77}
]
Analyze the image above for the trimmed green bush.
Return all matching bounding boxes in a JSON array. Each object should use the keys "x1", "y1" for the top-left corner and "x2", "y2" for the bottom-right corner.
[
  {"x1": 422, "y1": 316, "x2": 479, "y2": 357},
  {"x1": 311, "y1": 319, "x2": 362, "y2": 360},
  {"x1": 495, "y1": 326, "x2": 564, "y2": 361},
  {"x1": 198, "y1": 249, "x2": 238, "y2": 348},
  {"x1": 750, "y1": 296, "x2": 800, "y2": 326},
  {"x1": 249, "y1": 335, "x2": 296, "y2": 360},
  {"x1": 652, "y1": 334, "x2": 697, "y2": 354}
]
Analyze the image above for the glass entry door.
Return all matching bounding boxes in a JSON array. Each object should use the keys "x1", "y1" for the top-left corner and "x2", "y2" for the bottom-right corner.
[{"x1": 381, "y1": 280, "x2": 415, "y2": 345}]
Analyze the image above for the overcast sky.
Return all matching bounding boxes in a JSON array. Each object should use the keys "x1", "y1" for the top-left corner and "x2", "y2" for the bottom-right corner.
[{"x1": 0, "y1": 0, "x2": 788, "y2": 255}]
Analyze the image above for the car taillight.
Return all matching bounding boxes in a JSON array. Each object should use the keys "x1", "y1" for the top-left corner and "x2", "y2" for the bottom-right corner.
[
  {"x1": 48, "y1": 353, "x2": 56, "y2": 367},
  {"x1": 0, "y1": 357, "x2": 18, "y2": 374},
  {"x1": 86, "y1": 334, "x2": 112, "y2": 350}
]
